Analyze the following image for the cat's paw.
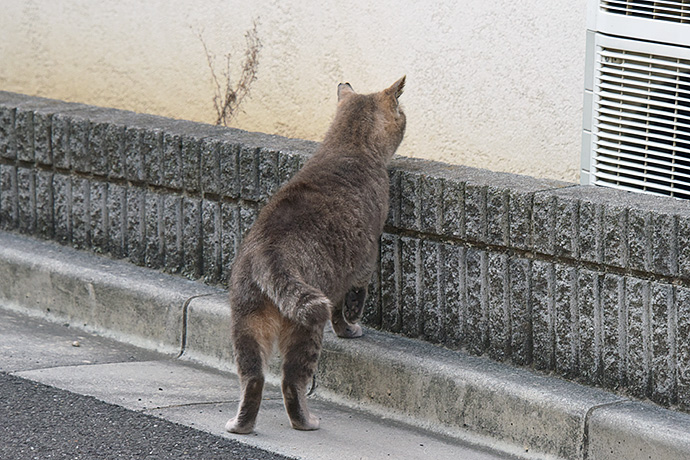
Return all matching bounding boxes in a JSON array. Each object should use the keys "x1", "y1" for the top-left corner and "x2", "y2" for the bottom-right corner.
[
  {"x1": 290, "y1": 413, "x2": 320, "y2": 431},
  {"x1": 334, "y1": 321, "x2": 363, "y2": 339},
  {"x1": 343, "y1": 287, "x2": 366, "y2": 324},
  {"x1": 225, "y1": 417, "x2": 254, "y2": 435}
]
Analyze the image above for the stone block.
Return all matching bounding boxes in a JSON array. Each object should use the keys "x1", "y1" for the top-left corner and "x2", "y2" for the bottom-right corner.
[
  {"x1": 649, "y1": 211, "x2": 677, "y2": 276},
  {"x1": 508, "y1": 191, "x2": 532, "y2": 250},
  {"x1": 486, "y1": 187, "x2": 509, "y2": 247},
  {"x1": 51, "y1": 113, "x2": 70, "y2": 169},
  {"x1": 220, "y1": 202, "x2": 240, "y2": 283},
  {"x1": 107, "y1": 183, "x2": 126, "y2": 258},
  {"x1": 33, "y1": 111, "x2": 52, "y2": 165},
  {"x1": 94, "y1": 122, "x2": 125, "y2": 178},
  {"x1": 627, "y1": 208, "x2": 650, "y2": 273},
  {"x1": 278, "y1": 150, "x2": 302, "y2": 187},
  {"x1": 202, "y1": 200, "x2": 222, "y2": 283},
  {"x1": 200, "y1": 138, "x2": 221, "y2": 196},
  {"x1": 678, "y1": 213, "x2": 690, "y2": 279},
  {"x1": 126, "y1": 187, "x2": 145, "y2": 265},
  {"x1": 601, "y1": 274, "x2": 625, "y2": 390},
  {"x1": 258, "y1": 148, "x2": 279, "y2": 202},
  {"x1": 578, "y1": 199, "x2": 603, "y2": 264},
  {"x1": 362, "y1": 253, "x2": 382, "y2": 328},
  {"x1": 69, "y1": 115, "x2": 90, "y2": 173},
  {"x1": 465, "y1": 247, "x2": 487, "y2": 355},
  {"x1": 603, "y1": 204, "x2": 628, "y2": 269},
  {"x1": 554, "y1": 265, "x2": 578, "y2": 377},
  {"x1": 440, "y1": 243, "x2": 465, "y2": 349},
  {"x1": 16, "y1": 168, "x2": 35, "y2": 234},
  {"x1": 219, "y1": 143, "x2": 240, "y2": 199},
  {"x1": 182, "y1": 136, "x2": 201, "y2": 193},
  {"x1": 400, "y1": 236, "x2": 421, "y2": 338},
  {"x1": 71, "y1": 177, "x2": 90, "y2": 249},
  {"x1": 238, "y1": 202, "x2": 259, "y2": 241},
  {"x1": 144, "y1": 191, "x2": 164, "y2": 269},
  {"x1": 89, "y1": 181, "x2": 108, "y2": 253},
  {"x1": 123, "y1": 126, "x2": 144, "y2": 183},
  {"x1": 420, "y1": 240, "x2": 441, "y2": 343},
  {"x1": 487, "y1": 252, "x2": 509, "y2": 361},
  {"x1": 163, "y1": 194, "x2": 182, "y2": 273},
  {"x1": 676, "y1": 286, "x2": 690, "y2": 409},
  {"x1": 385, "y1": 168, "x2": 401, "y2": 228},
  {"x1": 532, "y1": 193, "x2": 554, "y2": 255},
  {"x1": 15, "y1": 109, "x2": 34, "y2": 162},
  {"x1": 464, "y1": 184, "x2": 486, "y2": 243},
  {"x1": 53, "y1": 174, "x2": 71, "y2": 244},
  {"x1": 650, "y1": 281, "x2": 676, "y2": 406},
  {"x1": 238, "y1": 146, "x2": 259, "y2": 200},
  {"x1": 626, "y1": 277, "x2": 650, "y2": 399},
  {"x1": 0, "y1": 106, "x2": 15, "y2": 160},
  {"x1": 399, "y1": 170, "x2": 421, "y2": 231},
  {"x1": 578, "y1": 268, "x2": 602, "y2": 385},
  {"x1": 440, "y1": 177, "x2": 464, "y2": 238},
  {"x1": 142, "y1": 128, "x2": 163, "y2": 186},
  {"x1": 162, "y1": 133, "x2": 183, "y2": 190},
  {"x1": 420, "y1": 175, "x2": 442, "y2": 234},
  {"x1": 553, "y1": 196, "x2": 578, "y2": 259},
  {"x1": 531, "y1": 260, "x2": 554, "y2": 370},
  {"x1": 380, "y1": 233, "x2": 401, "y2": 333},
  {"x1": 181, "y1": 197, "x2": 202, "y2": 279},
  {"x1": 510, "y1": 257, "x2": 531, "y2": 366},
  {"x1": 35, "y1": 171, "x2": 54, "y2": 237}
]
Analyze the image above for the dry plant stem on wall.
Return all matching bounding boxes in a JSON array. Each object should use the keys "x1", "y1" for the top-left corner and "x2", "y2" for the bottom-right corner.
[{"x1": 197, "y1": 21, "x2": 262, "y2": 127}]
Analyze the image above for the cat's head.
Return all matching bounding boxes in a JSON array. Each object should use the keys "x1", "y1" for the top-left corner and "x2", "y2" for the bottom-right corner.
[{"x1": 332, "y1": 77, "x2": 407, "y2": 159}]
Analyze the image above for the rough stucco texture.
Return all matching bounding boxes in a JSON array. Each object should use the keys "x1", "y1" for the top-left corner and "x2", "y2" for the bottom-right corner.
[{"x1": 0, "y1": 0, "x2": 587, "y2": 182}]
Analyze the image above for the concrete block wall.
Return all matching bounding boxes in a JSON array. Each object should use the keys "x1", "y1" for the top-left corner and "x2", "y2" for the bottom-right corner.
[{"x1": 2, "y1": 91, "x2": 690, "y2": 412}]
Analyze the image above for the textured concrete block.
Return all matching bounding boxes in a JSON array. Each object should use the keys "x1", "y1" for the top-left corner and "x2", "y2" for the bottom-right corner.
[
  {"x1": 678, "y1": 213, "x2": 690, "y2": 279},
  {"x1": 486, "y1": 187, "x2": 509, "y2": 247},
  {"x1": 126, "y1": 187, "x2": 145, "y2": 265},
  {"x1": 123, "y1": 126, "x2": 144, "y2": 182},
  {"x1": 464, "y1": 184, "x2": 486, "y2": 243},
  {"x1": 201, "y1": 200, "x2": 221, "y2": 283},
  {"x1": 650, "y1": 281, "x2": 675, "y2": 406},
  {"x1": 532, "y1": 193, "x2": 554, "y2": 255},
  {"x1": 200, "y1": 138, "x2": 221, "y2": 196},
  {"x1": 626, "y1": 278, "x2": 650, "y2": 399},
  {"x1": 399, "y1": 170, "x2": 421, "y2": 231},
  {"x1": 15, "y1": 109, "x2": 34, "y2": 162},
  {"x1": 53, "y1": 174, "x2": 71, "y2": 244},
  {"x1": 380, "y1": 233, "x2": 401, "y2": 333},
  {"x1": 650, "y1": 211, "x2": 677, "y2": 276},
  {"x1": 578, "y1": 268, "x2": 602, "y2": 385},
  {"x1": 385, "y1": 168, "x2": 401, "y2": 228},
  {"x1": 465, "y1": 247, "x2": 487, "y2": 355},
  {"x1": 531, "y1": 260, "x2": 554, "y2": 370},
  {"x1": 107, "y1": 183, "x2": 126, "y2": 258},
  {"x1": 238, "y1": 146, "x2": 259, "y2": 200},
  {"x1": 578, "y1": 200, "x2": 603, "y2": 264},
  {"x1": 487, "y1": 252, "x2": 509, "y2": 361},
  {"x1": 258, "y1": 148, "x2": 279, "y2": 202},
  {"x1": 35, "y1": 171, "x2": 53, "y2": 237},
  {"x1": 182, "y1": 136, "x2": 201, "y2": 193},
  {"x1": 400, "y1": 236, "x2": 421, "y2": 338},
  {"x1": 627, "y1": 208, "x2": 650, "y2": 273},
  {"x1": 0, "y1": 106, "x2": 15, "y2": 160},
  {"x1": 509, "y1": 257, "x2": 531, "y2": 366},
  {"x1": 182, "y1": 197, "x2": 202, "y2": 279},
  {"x1": 144, "y1": 191, "x2": 164, "y2": 269},
  {"x1": 163, "y1": 194, "x2": 182, "y2": 273},
  {"x1": 219, "y1": 142, "x2": 240, "y2": 199},
  {"x1": 440, "y1": 177, "x2": 463, "y2": 238},
  {"x1": 220, "y1": 202, "x2": 239, "y2": 284},
  {"x1": 93, "y1": 122, "x2": 125, "y2": 178},
  {"x1": 554, "y1": 265, "x2": 577, "y2": 377},
  {"x1": 238, "y1": 203, "x2": 259, "y2": 240},
  {"x1": 601, "y1": 274, "x2": 625, "y2": 390},
  {"x1": 420, "y1": 176, "x2": 442, "y2": 234},
  {"x1": 162, "y1": 133, "x2": 183, "y2": 190},
  {"x1": 70, "y1": 177, "x2": 90, "y2": 249},
  {"x1": 508, "y1": 191, "x2": 531, "y2": 250},
  {"x1": 361, "y1": 255, "x2": 382, "y2": 329},
  {"x1": 33, "y1": 111, "x2": 52, "y2": 166},
  {"x1": 278, "y1": 150, "x2": 302, "y2": 188},
  {"x1": 420, "y1": 240, "x2": 441, "y2": 343},
  {"x1": 89, "y1": 181, "x2": 108, "y2": 253},
  {"x1": 141, "y1": 128, "x2": 163, "y2": 186},
  {"x1": 51, "y1": 113, "x2": 70, "y2": 169},
  {"x1": 553, "y1": 196, "x2": 578, "y2": 259},
  {"x1": 676, "y1": 286, "x2": 690, "y2": 409},
  {"x1": 16, "y1": 168, "x2": 35, "y2": 234},
  {"x1": 69, "y1": 116, "x2": 90, "y2": 173},
  {"x1": 603, "y1": 204, "x2": 628, "y2": 269},
  {"x1": 440, "y1": 243, "x2": 465, "y2": 348}
]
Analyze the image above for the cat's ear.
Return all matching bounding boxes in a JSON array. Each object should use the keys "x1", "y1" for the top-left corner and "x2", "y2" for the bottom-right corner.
[
  {"x1": 385, "y1": 76, "x2": 406, "y2": 100},
  {"x1": 338, "y1": 82, "x2": 355, "y2": 102}
]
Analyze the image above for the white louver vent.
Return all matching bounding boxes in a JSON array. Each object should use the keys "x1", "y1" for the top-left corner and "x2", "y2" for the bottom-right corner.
[
  {"x1": 593, "y1": 45, "x2": 690, "y2": 198},
  {"x1": 582, "y1": 0, "x2": 690, "y2": 198},
  {"x1": 601, "y1": 0, "x2": 690, "y2": 23}
]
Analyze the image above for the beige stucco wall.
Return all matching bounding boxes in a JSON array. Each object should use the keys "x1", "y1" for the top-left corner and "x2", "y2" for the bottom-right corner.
[{"x1": 0, "y1": 0, "x2": 587, "y2": 182}]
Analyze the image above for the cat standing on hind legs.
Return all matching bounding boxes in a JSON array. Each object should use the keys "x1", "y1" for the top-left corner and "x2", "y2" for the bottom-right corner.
[{"x1": 226, "y1": 76, "x2": 407, "y2": 434}]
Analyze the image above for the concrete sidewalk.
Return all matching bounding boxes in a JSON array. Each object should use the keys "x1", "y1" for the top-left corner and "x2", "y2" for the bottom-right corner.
[{"x1": 1, "y1": 230, "x2": 689, "y2": 459}]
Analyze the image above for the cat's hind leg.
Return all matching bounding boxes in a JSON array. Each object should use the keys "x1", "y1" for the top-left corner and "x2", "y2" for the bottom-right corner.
[
  {"x1": 279, "y1": 320, "x2": 325, "y2": 430},
  {"x1": 226, "y1": 300, "x2": 281, "y2": 434},
  {"x1": 331, "y1": 295, "x2": 363, "y2": 338}
]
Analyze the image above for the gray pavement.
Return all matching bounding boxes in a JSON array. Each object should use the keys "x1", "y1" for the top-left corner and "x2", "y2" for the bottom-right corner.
[
  {"x1": 2, "y1": 230, "x2": 690, "y2": 459},
  {"x1": 1, "y1": 308, "x2": 513, "y2": 460}
]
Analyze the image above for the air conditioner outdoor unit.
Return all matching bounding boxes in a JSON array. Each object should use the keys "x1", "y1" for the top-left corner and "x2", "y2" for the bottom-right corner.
[{"x1": 582, "y1": 0, "x2": 690, "y2": 199}]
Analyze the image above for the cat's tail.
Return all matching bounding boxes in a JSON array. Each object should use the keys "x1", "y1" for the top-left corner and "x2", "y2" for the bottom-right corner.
[{"x1": 253, "y1": 252, "x2": 332, "y2": 328}]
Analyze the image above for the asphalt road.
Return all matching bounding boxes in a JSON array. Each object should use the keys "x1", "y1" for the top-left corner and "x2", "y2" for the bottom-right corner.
[{"x1": 0, "y1": 371, "x2": 293, "y2": 460}]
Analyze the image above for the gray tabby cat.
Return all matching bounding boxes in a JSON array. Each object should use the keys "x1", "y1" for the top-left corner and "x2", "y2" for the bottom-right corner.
[{"x1": 226, "y1": 77, "x2": 406, "y2": 434}]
